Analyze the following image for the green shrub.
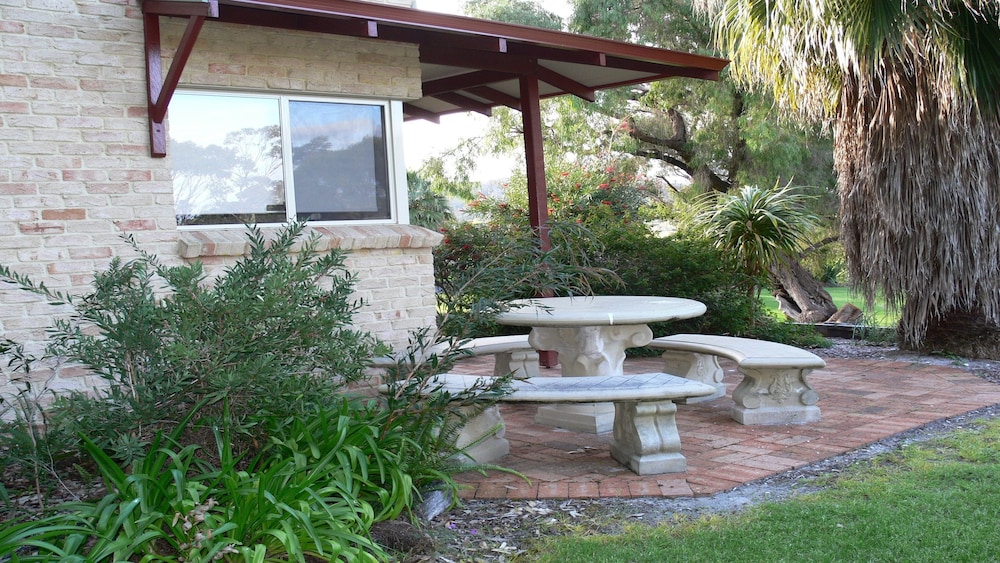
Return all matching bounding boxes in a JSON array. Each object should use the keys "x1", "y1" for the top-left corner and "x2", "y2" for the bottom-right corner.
[
  {"x1": 378, "y1": 328, "x2": 516, "y2": 503},
  {"x1": 2, "y1": 221, "x2": 523, "y2": 535},
  {"x1": 0, "y1": 340, "x2": 39, "y2": 504},
  {"x1": 434, "y1": 220, "x2": 619, "y2": 337},
  {"x1": 742, "y1": 317, "x2": 832, "y2": 348},
  {"x1": 434, "y1": 215, "x2": 827, "y2": 347},
  {"x1": 589, "y1": 226, "x2": 758, "y2": 337},
  {"x1": 433, "y1": 161, "x2": 662, "y2": 339},
  {"x1": 0, "y1": 221, "x2": 381, "y2": 464},
  {"x1": 438, "y1": 160, "x2": 772, "y2": 339}
]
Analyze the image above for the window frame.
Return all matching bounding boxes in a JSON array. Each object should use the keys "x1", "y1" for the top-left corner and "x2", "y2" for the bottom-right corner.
[{"x1": 169, "y1": 89, "x2": 409, "y2": 229}]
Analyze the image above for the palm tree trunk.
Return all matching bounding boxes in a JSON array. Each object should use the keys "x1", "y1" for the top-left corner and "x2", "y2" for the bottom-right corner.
[
  {"x1": 909, "y1": 308, "x2": 1000, "y2": 360},
  {"x1": 837, "y1": 50, "x2": 1000, "y2": 357}
]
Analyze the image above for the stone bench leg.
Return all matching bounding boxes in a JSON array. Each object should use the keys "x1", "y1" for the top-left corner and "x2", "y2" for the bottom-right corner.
[
  {"x1": 609, "y1": 400, "x2": 687, "y2": 475},
  {"x1": 660, "y1": 350, "x2": 726, "y2": 403},
  {"x1": 494, "y1": 350, "x2": 541, "y2": 378},
  {"x1": 454, "y1": 404, "x2": 510, "y2": 464},
  {"x1": 731, "y1": 367, "x2": 821, "y2": 425}
]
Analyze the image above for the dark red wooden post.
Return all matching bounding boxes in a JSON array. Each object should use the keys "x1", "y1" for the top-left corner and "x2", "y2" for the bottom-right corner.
[
  {"x1": 519, "y1": 72, "x2": 551, "y2": 253},
  {"x1": 519, "y1": 72, "x2": 557, "y2": 367}
]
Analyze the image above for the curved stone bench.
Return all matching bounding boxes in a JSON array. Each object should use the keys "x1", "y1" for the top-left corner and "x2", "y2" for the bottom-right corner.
[
  {"x1": 648, "y1": 334, "x2": 826, "y2": 425},
  {"x1": 429, "y1": 372, "x2": 717, "y2": 475},
  {"x1": 371, "y1": 334, "x2": 540, "y2": 378}
]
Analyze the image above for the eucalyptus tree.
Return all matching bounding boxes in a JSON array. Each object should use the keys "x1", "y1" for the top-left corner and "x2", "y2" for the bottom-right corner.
[
  {"x1": 695, "y1": 0, "x2": 1000, "y2": 356},
  {"x1": 427, "y1": 0, "x2": 837, "y2": 210},
  {"x1": 463, "y1": 0, "x2": 563, "y2": 28},
  {"x1": 567, "y1": 0, "x2": 841, "y2": 322},
  {"x1": 569, "y1": 0, "x2": 837, "y2": 199}
]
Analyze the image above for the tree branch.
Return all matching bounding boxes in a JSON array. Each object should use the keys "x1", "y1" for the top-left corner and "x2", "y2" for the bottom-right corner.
[
  {"x1": 799, "y1": 235, "x2": 840, "y2": 258},
  {"x1": 627, "y1": 114, "x2": 732, "y2": 193}
]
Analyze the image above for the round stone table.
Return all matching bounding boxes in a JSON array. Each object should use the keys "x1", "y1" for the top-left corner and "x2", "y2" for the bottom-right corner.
[{"x1": 496, "y1": 295, "x2": 706, "y2": 433}]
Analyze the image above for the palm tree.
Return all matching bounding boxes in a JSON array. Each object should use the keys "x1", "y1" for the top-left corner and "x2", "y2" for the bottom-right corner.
[
  {"x1": 694, "y1": 0, "x2": 1000, "y2": 357},
  {"x1": 696, "y1": 183, "x2": 816, "y2": 305},
  {"x1": 407, "y1": 171, "x2": 455, "y2": 231}
]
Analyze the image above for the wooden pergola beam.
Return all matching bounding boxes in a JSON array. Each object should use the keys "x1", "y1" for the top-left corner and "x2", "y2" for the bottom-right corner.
[
  {"x1": 433, "y1": 92, "x2": 494, "y2": 116},
  {"x1": 142, "y1": 0, "x2": 219, "y2": 157},
  {"x1": 536, "y1": 66, "x2": 596, "y2": 103},
  {"x1": 465, "y1": 85, "x2": 522, "y2": 110}
]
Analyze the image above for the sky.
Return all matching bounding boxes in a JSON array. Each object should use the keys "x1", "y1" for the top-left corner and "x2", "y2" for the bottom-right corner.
[{"x1": 401, "y1": 0, "x2": 573, "y2": 181}]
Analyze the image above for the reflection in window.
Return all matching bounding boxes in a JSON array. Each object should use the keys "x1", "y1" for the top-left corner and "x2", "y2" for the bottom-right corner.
[
  {"x1": 289, "y1": 101, "x2": 388, "y2": 220},
  {"x1": 170, "y1": 92, "x2": 394, "y2": 226}
]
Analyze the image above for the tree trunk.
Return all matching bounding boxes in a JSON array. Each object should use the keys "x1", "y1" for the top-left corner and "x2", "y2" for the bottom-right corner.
[
  {"x1": 838, "y1": 52, "x2": 1000, "y2": 353},
  {"x1": 827, "y1": 303, "x2": 863, "y2": 324},
  {"x1": 905, "y1": 308, "x2": 1000, "y2": 360},
  {"x1": 769, "y1": 257, "x2": 837, "y2": 323}
]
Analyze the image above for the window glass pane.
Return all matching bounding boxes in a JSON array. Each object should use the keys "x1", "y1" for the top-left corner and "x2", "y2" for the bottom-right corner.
[
  {"x1": 170, "y1": 93, "x2": 286, "y2": 226},
  {"x1": 289, "y1": 101, "x2": 391, "y2": 221}
]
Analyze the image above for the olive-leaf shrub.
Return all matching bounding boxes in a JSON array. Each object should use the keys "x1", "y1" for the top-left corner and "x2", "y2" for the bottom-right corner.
[
  {"x1": 0, "y1": 221, "x2": 381, "y2": 463},
  {"x1": 434, "y1": 220, "x2": 621, "y2": 338}
]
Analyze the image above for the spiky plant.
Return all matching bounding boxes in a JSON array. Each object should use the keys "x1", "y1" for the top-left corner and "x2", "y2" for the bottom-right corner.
[{"x1": 694, "y1": 182, "x2": 816, "y2": 305}]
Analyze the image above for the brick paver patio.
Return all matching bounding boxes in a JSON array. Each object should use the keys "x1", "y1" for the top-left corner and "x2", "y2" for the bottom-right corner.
[{"x1": 451, "y1": 354, "x2": 1000, "y2": 500}]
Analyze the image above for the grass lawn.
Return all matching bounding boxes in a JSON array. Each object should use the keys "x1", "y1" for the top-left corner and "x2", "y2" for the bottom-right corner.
[
  {"x1": 520, "y1": 417, "x2": 1000, "y2": 562},
  {"x1": 761, "y1": 285, "x2": 899, "y2": 327}
]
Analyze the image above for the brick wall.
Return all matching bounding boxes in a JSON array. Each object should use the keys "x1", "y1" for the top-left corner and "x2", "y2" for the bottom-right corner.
[
  {"x1": 160, "y1": 19, "x2": 422, "y2": 99},
  {"x1": 0, "y1": 0, "x2": 441, "y2": 397}
]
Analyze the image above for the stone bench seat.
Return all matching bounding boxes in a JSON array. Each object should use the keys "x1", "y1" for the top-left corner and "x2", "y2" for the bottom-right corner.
[
  {"x1": 370, "y1": 334, "x2": 539, "y2": 378},
  {"x1": 648, "y1": 334, "x2": 826, "y2": 425},
  {"x1": 426, "y1": 372, "x2": 717, "y2": 475}
]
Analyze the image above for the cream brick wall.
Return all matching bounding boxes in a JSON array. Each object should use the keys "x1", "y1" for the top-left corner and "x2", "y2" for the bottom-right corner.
[
  {"x1": 160, "y1": 19, "x2": 421, "y2": 99},
  {"x1": 0, "y1": 0, "x2": 439, "y2": 397}
]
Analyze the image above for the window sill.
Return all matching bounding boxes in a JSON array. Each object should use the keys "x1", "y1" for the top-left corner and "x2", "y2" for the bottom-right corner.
[{"x1": 177, "y1": 224, "x2": 443, "y2": 258}]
